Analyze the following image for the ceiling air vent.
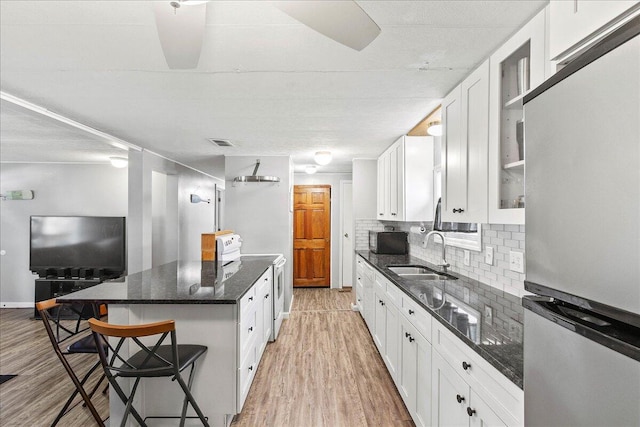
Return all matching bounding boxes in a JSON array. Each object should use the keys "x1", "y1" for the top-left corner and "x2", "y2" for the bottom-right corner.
[{"x1": 208, "y1": 138, "x2": 233, "y2": 147}]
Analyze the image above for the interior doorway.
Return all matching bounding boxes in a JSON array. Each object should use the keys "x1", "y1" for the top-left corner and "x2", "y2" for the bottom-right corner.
[
  {"x1": 340, "y1": 180, "x2": 353, "y2": 288},
  {"x1": 293, "y1": 185, "x2": 331, "y2": 287}
]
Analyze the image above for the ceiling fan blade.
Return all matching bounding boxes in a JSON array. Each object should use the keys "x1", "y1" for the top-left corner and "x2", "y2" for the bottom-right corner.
[
  {"x1": 153, "y1": 2, "x2": 207, "y2": 69},
  {"x1": 274, "y1": 1, "x2": 380, "y2": 51}
]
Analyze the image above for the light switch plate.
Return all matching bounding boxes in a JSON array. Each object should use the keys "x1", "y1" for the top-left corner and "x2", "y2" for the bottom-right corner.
[
  {"x1": 509, "y1": 251, "x2": 525, "y2": 273},
  {"x1": 485, "y1": 246, "x2": 493, "y2": 265},
  {"x1": 463, "y1": 250, "x2": 470, "y2": 266}
]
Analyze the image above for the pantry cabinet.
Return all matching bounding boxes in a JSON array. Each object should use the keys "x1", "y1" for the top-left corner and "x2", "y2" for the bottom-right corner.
[
  {"x1": 377, "y1": 136, "x2": 435, "y2": 221},
  {"x1": 488, "y1": 9, "x2": 546, "y2": 225},
  {"x1": 441, "y1": 60, "x2": 490, "y2": 224},
  {"x1": 549, "y1": 0, "x2": 640, "y2": 62}
]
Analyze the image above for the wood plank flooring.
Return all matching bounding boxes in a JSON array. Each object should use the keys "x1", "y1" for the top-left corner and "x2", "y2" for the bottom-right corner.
[
  {"x1": 0, "y1": 308, "x2": 109, "y2": 427},
  {"x1": 232, "y1": 288, "x2": 414, "y2": 427},
  {"x1": 0, "y1": 288, "x2": 412, "y2": 426}
]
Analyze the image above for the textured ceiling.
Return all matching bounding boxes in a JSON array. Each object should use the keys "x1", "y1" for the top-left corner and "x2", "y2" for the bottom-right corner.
[{"x1": 0, "y1": 1, "x2": 547, "y2": 174}]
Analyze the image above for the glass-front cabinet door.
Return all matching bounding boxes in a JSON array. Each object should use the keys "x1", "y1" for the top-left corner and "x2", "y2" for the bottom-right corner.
[{"x1": 488, "y1": 8, "x2": 547, "y2": 224}]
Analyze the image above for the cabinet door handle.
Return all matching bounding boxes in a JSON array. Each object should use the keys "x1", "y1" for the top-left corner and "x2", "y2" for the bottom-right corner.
[
  {"x1": 379, "y1": 213, "x2": 384, "y2": 216},
  {"x1": 467, "y1": 407, "x2": 476, "y2": 417},
  {"x1": 453, "y1": 208, "x2": 465, "y2": 213},
  {"x1": 391, "y1": 213, "x2": 397, "y2": 216},
  {"x1": 405, "y1": 332, "x2": 410, "y2": 338},
  {"x1": 248, "y1": 365, "x2": 253, "y2": 372},
  {"x1": 462, "y1": 361, "x2": 471, "y2": 370},
  {"x1": 248, "y1": 326, "x2": 253, "y2": 332},
  {"x1": 408, "y1": 336, "x2": 415, "y2": 342},
  {"x1": 408, "y1": 309, "x2": 414, "y2": 315},
  {"x1": 456, "y1": 394, "x2": 465, "y2": 403},
  {"x1": 249, "y1": 296, "x2": 254, "y2": 301},
  {"x1": 265, "y1": 293, "x2": 270, "y2": 299}
]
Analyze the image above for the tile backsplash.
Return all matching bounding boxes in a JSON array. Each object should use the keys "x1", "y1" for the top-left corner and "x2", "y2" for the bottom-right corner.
[{"x1": 355, "y1": 220, "x2": 528, "y2": 297}]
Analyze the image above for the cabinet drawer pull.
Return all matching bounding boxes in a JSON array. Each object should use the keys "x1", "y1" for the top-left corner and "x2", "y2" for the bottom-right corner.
[
  {"x1": 379, "y1": 213, "x2": 384, "y2": 216},
  {"x1": 462, "y1": 361, "x2": 471, "y2": 370},
  {"x1": 391, "y1": 213, "x2": 397, "y2": 216},
  {"x1": 408, "y1": 309, "x2": 414, "y2": 315},
  {"x1": 456, "y1": 394, "x2": 465, "y2": 403},
  {"x1": 453, "y1": 208, "x2": 465, "y2": 213},
  {"x1": 467, "y1": 407, "x2": 476, "y2": 417}
]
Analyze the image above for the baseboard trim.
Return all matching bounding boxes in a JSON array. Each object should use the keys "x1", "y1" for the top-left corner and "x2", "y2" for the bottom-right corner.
[
  {"x1": 282, "y1": 294, "x2": 294, "y2": 319},
  {"x1": 1, "y1": 302, "x2": 34, "y2": 308}
]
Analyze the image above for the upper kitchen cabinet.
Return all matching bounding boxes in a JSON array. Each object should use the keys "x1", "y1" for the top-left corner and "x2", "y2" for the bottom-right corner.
[
  {"x1": 549, "y1": 0, "x2": 640, "y2": 62},
  {"x1": 441, "y1": 60, "x2": 489, "y2": 224},
  {"x1": 488, "y1": 9, "x2": 546, "y2": 225},
  {"x1": 377, "y1": 136, "x2": 435, "y2": 222}
]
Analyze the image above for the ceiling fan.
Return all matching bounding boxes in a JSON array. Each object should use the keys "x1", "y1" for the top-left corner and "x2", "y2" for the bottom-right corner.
[{"x1": 153, "y1": 0, "x2": 381, "y2": 69}]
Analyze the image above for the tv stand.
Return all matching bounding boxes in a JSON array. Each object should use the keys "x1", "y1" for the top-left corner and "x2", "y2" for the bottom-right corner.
[{"x1": 34, "y1": 278, "x2": 103, "y2": 319}]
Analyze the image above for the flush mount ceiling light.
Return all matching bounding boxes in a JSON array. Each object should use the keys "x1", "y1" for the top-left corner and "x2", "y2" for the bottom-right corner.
[
  {"x1": 314, "y1": 151, "x2": 332, "y2": 165},
  {"x1": 109, "y1": 157, "x2": 128, "y2": 168},
  {"x1": 426, "y1": 121, "x2": 443, "y2": 136},
  {"x1": 305, "y1": 165, "x2": 318, "y2": 175}
]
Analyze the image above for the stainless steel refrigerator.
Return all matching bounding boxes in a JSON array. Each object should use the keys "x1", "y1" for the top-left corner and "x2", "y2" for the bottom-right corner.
[{"x1": 523, "y1": 16, "x2": 640, "y2": 426}]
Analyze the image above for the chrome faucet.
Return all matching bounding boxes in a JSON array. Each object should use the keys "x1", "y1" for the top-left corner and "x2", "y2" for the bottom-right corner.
[{"x1": 424, "y1": 231, "x2": 450, "y2": 272}]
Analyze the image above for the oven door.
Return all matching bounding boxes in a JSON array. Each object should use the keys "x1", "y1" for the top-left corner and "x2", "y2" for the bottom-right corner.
[{"x1": 272, "y1": 256, "x2": 286, "y2": 340}]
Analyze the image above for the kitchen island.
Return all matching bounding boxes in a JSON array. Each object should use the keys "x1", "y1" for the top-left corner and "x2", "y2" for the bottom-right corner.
[{"x1": 58, "y1": 256, "x2": 277, "y2": 427}]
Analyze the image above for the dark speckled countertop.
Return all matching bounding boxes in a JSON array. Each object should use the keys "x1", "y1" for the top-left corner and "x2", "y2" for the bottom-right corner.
[
  {"x1": 357, "y1": 251, "x2": 524, "y2": 389},
  {"x1": 57, "y1": 256, "x2": 277, "y2": 305}
]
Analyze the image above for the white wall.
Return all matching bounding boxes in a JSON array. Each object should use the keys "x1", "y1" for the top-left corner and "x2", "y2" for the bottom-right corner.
[
  {"x1": 0, "y1": 163, "x2": 127, "y2": 306},
  {"x1": 224, "y1": 156, "x2": 294, "y2": 309},
  {"x1": 294, "y1": 172, "x2": 353, "y2": 288},
  {"x1": 127, "y1": 150, "x2": 219, "y2": 274}
]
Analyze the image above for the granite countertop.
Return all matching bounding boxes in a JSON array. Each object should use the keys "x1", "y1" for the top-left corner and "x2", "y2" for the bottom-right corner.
[
  {"x1": 57, "y1": 255, "x2": 277, "y2": 305},
  {"x1": 357, "y1": 250, "x2": 524, "y2": 389}
]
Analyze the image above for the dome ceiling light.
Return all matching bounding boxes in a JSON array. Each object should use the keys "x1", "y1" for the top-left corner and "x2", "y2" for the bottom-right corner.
[{"x1": 314, "y1": 151, "x2": 332, "y2": 165}]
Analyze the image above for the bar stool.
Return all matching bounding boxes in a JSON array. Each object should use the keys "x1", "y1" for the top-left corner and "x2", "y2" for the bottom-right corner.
[
  {"x1": 36, "y1": 298, "x2": 107, "y2": 426},
  {"x1": 88, "y1": 318, "x2": 210, "y2": 426}
]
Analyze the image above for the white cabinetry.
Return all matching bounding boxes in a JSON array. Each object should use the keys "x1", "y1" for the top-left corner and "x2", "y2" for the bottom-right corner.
[
  {"x1": 549, "y1": 1, "x2": 640, "y2": 61},
  {"x1": 238, "y1": 267, "x2": 273, "y2": 410},
  {"x1": 431, "y1": 322, "x2": 524, "y2": 426},
  {"x1": 432, "y1": 351, "x2": 507, "y2": 427},
  {"x1": 358, "y1": 256, "x2": 375, "y2": 330},
  {"x1": 377, "y1": 136, "x2": 435, "y2": 221},
  {"x1": 488, "y1": 9, "x2": 546, "y2": 224},
  {"x1": 441, "y1": 60, "x2": 490, "y2": 223}
]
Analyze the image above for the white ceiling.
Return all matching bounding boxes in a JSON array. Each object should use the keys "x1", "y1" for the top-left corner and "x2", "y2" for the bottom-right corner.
[{"x1": 0, "y1": 0, "x2": 547, "y2": 174}]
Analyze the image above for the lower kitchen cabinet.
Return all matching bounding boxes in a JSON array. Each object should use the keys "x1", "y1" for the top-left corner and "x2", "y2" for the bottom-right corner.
[
  {"x1": 357, "y1": 256, "x2": 523, "y2": 427},
  {"x1": 432, "y1": 351, "x2": 506, "y2": 427},
  {"x1": 398, "y1": 312, "x2": 432, "y2": 426}
]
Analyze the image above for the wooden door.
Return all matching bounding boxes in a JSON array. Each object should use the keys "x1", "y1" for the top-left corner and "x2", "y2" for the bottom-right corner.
[{"x1": 293, "y1": 185, "x2": 331, "y2": 287}]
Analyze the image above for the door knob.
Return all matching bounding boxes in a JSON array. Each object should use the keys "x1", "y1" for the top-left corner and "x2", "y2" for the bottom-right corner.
[{"x1": 344, "y1": 233, "x2": 349, "y2": 238}]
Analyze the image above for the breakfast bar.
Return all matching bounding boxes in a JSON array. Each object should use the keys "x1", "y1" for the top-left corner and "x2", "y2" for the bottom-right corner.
[{"x1": 58, "y1": 256, "x2": 278, "y2": 427}]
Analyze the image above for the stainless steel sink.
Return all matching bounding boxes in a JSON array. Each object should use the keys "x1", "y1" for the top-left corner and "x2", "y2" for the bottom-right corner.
[
  {"x1": 387, "y1": 265, "x2": 457, "y2": 280},
  {"x1": 388, "y1": 266, "x2": 433, "y2": 274}
]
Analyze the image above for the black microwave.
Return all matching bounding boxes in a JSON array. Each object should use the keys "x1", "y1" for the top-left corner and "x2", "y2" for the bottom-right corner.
[{"x1": 369, "y1": 231, "x2": 408, "y2": 255}]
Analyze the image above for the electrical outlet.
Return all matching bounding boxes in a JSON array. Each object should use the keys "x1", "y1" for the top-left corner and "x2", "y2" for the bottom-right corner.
[
  {"x1": 484, "y1": 306, "x2": 493, "y2": 326},
  {"x1": 508, "y1": 319, "x2": 524, "y2": 341},
  {"x1": 463, "y1": 250, "x2": 470, "y2": 266},
  {"x1": 485, "y1": 246, "x2": 493, "y2": 265},
  {"x1": 509, "y1": 251, "x2": 524, "y2": 273}
]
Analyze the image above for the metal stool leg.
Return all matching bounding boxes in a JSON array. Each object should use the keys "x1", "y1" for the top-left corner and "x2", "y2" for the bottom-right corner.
[{"x1": 175, "y1": 364, "x2": 210, "y2": 427}]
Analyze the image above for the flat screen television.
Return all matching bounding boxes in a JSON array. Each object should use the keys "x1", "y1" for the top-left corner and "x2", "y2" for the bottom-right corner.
[{"x1": 30, "y1": 216, "x2": 126, "y2": 278}]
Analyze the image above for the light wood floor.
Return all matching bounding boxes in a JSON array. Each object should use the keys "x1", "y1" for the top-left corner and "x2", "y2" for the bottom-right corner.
[
  {"x1": 0, "y1": 288, "x2": 412, "y2": 427},
  {"x1": 231, "y1": 288, "x2": 413, "y2": 427},
  {"x1": 0, "y1": 308, "x2": 109, "y2": 427}
]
